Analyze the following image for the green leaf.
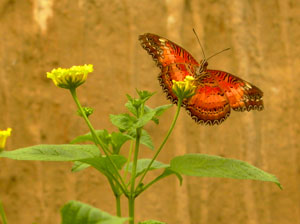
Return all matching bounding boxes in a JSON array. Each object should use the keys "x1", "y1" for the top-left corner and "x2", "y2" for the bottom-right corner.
[
  {"x1": 111, "y1": 132, "x2": 133, "y2": 154},
  {"x1": 71, "y1": 161, "x2": 90, "y2": 172},
  {"x1": 127, "y1": 159, "x2": 168, "y2": 176},
  {"x1": 136, "y1": 89, "x2": 155, "y2": 102},
  {"x1": 152, "y1": 104, "x2": 173, "y2": 116},
  {"x1": 171, "y1": 154, "x2": 282, "y2": 189},
  {"x1": 70, "y1": 130, "x2": 110, "y2": 145},
  {"x1": 0, "y1": 145, "x2": 100, "y2": 161},
  {"x1": 153, "y1": 168, "x2": 183, "y2": 186},
  {"x1": 140, "y1": 130, "x2": 154, "y2": 150},
  {"x1": 0, "y1": 199, "x2": 8, "y2": 224},
  {"x1": 110, "y1": 114, "x2": 137, "y2": 131},
  {"x1": 151, "y1": 117, "x2": 159, "y2": 124},
  {"x1": 81, "y1": 155, "x2": 127, "y2": 177},
  {"x1": 125, "y1": 96, "x2": 139, "y2": 117},
  {"x1": 127, "y1": 129, "x2": 154, "y2": 150},
  {"x1": 0, "y1": 144, "x2": 126, "y2": 179},
  {"x1": 71, "y1": 131, "x2": 132, "y2": 155},
  {"x1": 125, "y1": 101, "x2": 137, "y2": 116},
  {"x1": 134, "y1": 110, "x2": 157, "y2": 128},
  {"x1": 136, "y1": 168, "x2": 182, "y2": 197},
  {"x1": 144, "y1": 104, "x2": 173, "y2": 124},
  {"x1": 138, "y1": 220, "x2": 166, "y2": 224},
  {"x1": 61, "y1": 200, "x2": 127, "y2": 224}
]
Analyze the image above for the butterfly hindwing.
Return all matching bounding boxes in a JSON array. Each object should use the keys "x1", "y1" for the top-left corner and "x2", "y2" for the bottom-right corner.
[
  {"x1": 208, "y1": 70, "x2": 264, "y2": 111},
  {"x1": 185, "y1": 73, "x2": 231, "y2": 125}
]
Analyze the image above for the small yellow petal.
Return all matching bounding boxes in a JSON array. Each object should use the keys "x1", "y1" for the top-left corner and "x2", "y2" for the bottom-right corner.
[
  {"x1": 0, "y1": 128, "x2": 12, "y2": 150},
  {"x1": 172, "y1": 76, "x2": 197, "y2": 99},
  {"x1": 47, "y1": 64, "x2": 93, "y2": 89}
]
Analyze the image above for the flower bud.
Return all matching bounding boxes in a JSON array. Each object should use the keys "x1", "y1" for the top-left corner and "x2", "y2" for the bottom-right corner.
[{"x1": 77, "y1": 107, "x2": 94, "y2": 117}]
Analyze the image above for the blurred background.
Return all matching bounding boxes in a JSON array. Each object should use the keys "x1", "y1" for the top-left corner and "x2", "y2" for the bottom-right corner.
[{"x1": 0, "y1": 0, "x2": 299, "y2": 223}]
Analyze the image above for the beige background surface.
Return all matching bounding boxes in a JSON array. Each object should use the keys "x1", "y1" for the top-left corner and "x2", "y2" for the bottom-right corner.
[{"x1": 0, "y1": 0, "x2": 299, "y2": 223}]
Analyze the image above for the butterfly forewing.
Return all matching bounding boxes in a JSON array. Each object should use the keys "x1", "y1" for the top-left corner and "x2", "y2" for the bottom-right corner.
[
  {"x1": 160, "y1": 63, "x2": 198, "y2": 104},
  {"x1": 139, "y1": 33, "x2": 199, "y2": 68},
  {"x1": 140, "y1": 33, "x2": 199, "y2": 103}
]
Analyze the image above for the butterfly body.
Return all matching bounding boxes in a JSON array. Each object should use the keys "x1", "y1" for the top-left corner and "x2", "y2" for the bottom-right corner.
[{"x1": 139, "y1": 33, "x2": 263, "y2": 125}]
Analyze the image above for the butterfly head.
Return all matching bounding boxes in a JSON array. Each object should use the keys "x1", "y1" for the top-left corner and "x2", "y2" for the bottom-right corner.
[{"x1": 198, "y1": 59, "x2": 208, "y2": 74}]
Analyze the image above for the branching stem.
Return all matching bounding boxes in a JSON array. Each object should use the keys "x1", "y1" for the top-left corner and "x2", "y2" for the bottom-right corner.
[
  {"x1": 70, "y1": 88, "x2": 128, "y2": 195},
  {"x1": 137, "y1": 98, "x2": 182, "y2": 189}
]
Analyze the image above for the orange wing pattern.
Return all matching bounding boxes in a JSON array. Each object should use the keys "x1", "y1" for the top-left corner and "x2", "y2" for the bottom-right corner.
[
  {"x1": 139, "y1": 33, "x2": 200, "y2": 103},
  {"x1": 208, "y1": 70, "x2": 263, "y2": 112},
  {"x1": 159, "y1": 65, "x2": 231, "y2": 125},
  {"x1": 139, "y1": 33, "x2": 264, "y2": 125},
  {"x1": 185, "y1": 73, "x2": 231, "y2": 125},
  {"x1": 139, "y1": 33, "x2": 199, "y2": 68}
]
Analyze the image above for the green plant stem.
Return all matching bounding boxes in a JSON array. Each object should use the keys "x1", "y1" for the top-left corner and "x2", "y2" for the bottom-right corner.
[
  {"x1": 137, "y1": 98, "x2": 182, "y2": 189},
  {"x1": 128, "y1": 128, "x2": 142, "y2": 224},
  {"x1": 123, "y1": 140, "x2": 134, "y2": 182},
  {"x1": 0, "y1": 199, "x2": 8, "y2": 224},
  {"x1": 128, "y1": 196, "x2": 135, "y2": 224},
  {"x1": 130, "y1": 128, "x2": 141, "y2": 194},
  {"x1": 135, "y1": 176, "x2": 158, "y2": 197},
  {"x1": 105, "y1": 170, "x2": 127, "y2": 196},
  {"x1": 106, "y1": 177, "x2": 122, "y2": 216},
  {"x1": 69, "y1": 88, "x2": 128, "y2": 195},
  {"x1": 116, "y1": 194, "x2": 121, "y2": 217}
]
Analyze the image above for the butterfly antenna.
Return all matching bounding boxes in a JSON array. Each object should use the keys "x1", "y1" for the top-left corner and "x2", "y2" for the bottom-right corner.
[
  {"x1": 192, "y1": 28, "x2": 206, "y2": 61},
  {"x1": 207, "y1": 48, "x2": 231, "y2": 61}
]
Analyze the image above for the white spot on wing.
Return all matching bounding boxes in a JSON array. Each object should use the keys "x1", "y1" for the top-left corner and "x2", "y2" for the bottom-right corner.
[{"x1": 245, "y1": 82, "x2": 252, "y2": 89}]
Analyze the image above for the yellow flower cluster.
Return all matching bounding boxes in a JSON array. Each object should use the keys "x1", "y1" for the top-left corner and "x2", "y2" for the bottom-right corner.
[
  {"x1": 0, "y1": 128, "x2": 12, "y2": 151},
  {"x1": 172, "y1": 76, "x2": 197, "y2": 99},
  {"x1": 47, "y1": 64, "x2": 93, "y2": 89}
]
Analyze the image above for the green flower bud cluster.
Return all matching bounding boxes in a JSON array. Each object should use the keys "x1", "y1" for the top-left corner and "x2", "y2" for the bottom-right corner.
[{"x1": 77, "y1": 107, "x2": 94, "y2": 117}]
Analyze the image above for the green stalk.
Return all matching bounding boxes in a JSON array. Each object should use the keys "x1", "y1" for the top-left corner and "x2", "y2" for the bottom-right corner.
[
  {"x1": 128, "y1": 128, "x2": 142, "y2": 224},
  {"x1": 116, "y1": 194, "x2": 121, "y2": 217},
  {"x1": 0, "y1": 199, "x2": 8, "y2": 224},
  {"x1": 130, "y1": 128, "x2": 141, "y2": 194},
  {"x1": 107, "y1": 177, "x2": 122, "y2": 216},
  {"x1": 123, "y1": 140, "x2": 134, "y2": 182},
  {"x1": 128, "y1": 197, "x2": 135, "y2": 224},
  {"x1": 136, "y1": 98, "x2": 182, "y2": 189},
  {"x1": 135, "y1": 176, "x2": 158, "y2": 197},
  {"x1": 69, "y1": 88, "x2": 128, "y2": 194}
]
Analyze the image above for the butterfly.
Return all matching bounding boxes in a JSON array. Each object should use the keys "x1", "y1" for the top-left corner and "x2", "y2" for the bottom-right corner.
[{"x1": 139, "y1": 33, "x2": 264, "y2": 125}]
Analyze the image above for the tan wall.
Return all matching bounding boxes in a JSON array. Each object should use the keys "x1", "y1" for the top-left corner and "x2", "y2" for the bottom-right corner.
[{"x1": 0, "y1": 0, "x2": 299, "y2": 223}]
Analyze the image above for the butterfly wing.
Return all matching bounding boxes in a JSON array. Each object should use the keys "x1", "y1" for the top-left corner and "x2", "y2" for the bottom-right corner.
[
  {"x1": 160, "y1": 65, "x2": 231, "y2": 125},
  {"x1": 208, "y1": 70, "x2": 264, "y2": 111},
  {"x1": 185, "y1": 73, "x2": 231, "y2": 125},
  {"x1": 139, "y1": 33, "x2": 199, "y2": 68},
  {"x1": 159, "y1": 63, "x2": 199, "y2": 104},
  {"x1": 139, "y1": 33, "x2": 200, "y2": 103}
]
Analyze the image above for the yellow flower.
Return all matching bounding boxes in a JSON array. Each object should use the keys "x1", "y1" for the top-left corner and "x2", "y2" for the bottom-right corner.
[
  {"x1": 0, "y1": 128, "x2": 12, "y2": 151},
  {"x1": 172, "y1": 76, "x2": 197, "y2": 99},
  {"x1": 47, "y1": 64, "x2": 93, "y2": 89}
]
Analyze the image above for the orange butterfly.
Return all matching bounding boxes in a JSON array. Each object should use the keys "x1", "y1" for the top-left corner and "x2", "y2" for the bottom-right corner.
[{"x1": 139, "y1": 33, "x2": 263, "y2": 125}]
